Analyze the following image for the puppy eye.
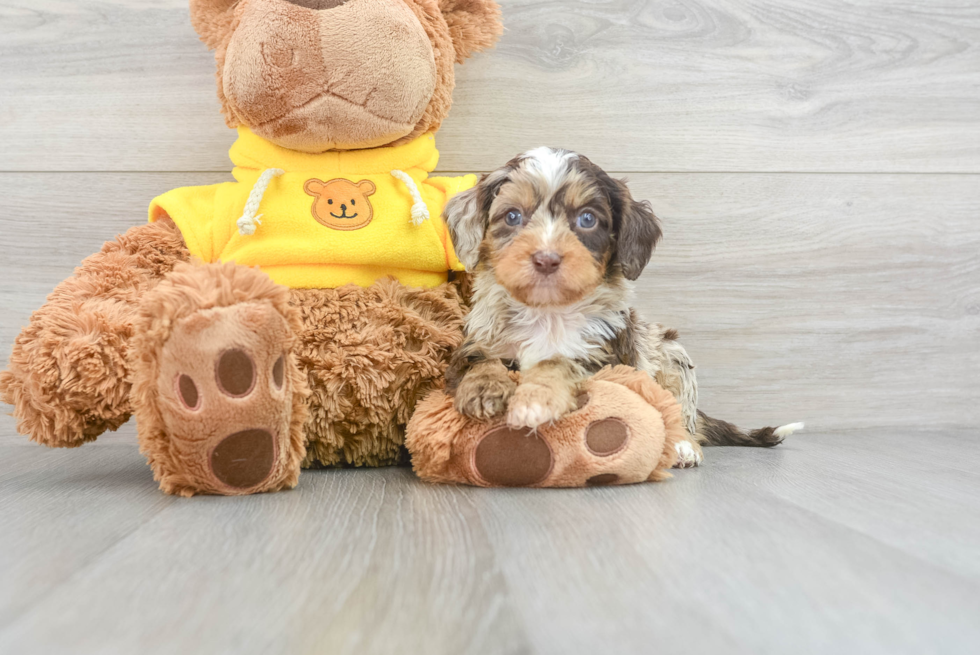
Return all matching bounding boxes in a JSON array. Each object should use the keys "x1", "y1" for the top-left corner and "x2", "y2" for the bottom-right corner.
[
  {"x1": 577, "y1": 212, "x2": 597, "y2": 229},
  {"x1": 505, "y1": 210, "x2": 523, "y2": 226}
]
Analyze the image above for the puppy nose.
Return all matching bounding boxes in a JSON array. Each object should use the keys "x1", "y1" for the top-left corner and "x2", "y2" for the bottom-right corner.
[{"x1": 532, "y1": 251, "x2": 563, "y2": 275}]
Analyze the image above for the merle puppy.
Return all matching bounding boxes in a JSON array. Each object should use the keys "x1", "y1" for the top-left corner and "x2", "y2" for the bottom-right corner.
[{"x1": 443, "y1": 148, "x2": 801, "y2": 467}]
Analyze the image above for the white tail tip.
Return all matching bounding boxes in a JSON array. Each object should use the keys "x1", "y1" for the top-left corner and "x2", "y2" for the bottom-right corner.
[{"x1": 774, "y1": 422, "x2": 805, "y2": 438}]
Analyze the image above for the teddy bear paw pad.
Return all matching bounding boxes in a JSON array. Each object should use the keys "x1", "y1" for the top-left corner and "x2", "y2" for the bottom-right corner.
[
  {"x1": 474, "y1": 426, "x2": 554, "y2": 487},
  {"x1": 210, "y1": 428, "x2": 276, "y2": 489},
  {"x1": 585, "y1": 418, "x2": 630, "y2": 457}
]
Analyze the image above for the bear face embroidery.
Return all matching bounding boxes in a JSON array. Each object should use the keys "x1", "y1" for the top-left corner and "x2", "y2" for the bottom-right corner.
[{"x1": 304, "y1": 178, "x2": 377, "y2": 231}]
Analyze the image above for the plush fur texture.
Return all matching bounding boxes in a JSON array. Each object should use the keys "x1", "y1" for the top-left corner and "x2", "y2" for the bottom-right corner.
[
  {"x1": 439, "y1": 0, "x2": 504, "y2": 62},
  {"x1": 290, "y1": 279, "x2": 465, "y2": 468},
  {"x1": 0, "y1": 219, "x2": 189, "y2": 448},
  {"x1": 443, "y1": 148, "x2": 792, "y2": 462},
  {"x1": 191, "y1": 0, "x2": 502, "y2": 152},
  {"x1": 406, "y1": 365, "x2": 684, "y2": 487}
]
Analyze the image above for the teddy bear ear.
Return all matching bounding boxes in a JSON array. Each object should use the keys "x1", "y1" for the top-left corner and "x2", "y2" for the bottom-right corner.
[
  {"x1": 189, "y1": 0, "x2": 238, "y2": 51},
  {"x1": 438, "y1": 0, "x2": 504, "y2": 63},
  {"x1": 357, "y1": 180, "x2": 377, "y2": 196}
]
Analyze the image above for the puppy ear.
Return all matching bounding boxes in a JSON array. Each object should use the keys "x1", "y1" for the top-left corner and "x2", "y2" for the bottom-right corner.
[
  {"x1": 444, "y1": 183, "x2": 485, "y2": 271},
  {"x1": 189, "y1": 0, "x2": 238, "y2": 51},
  {"x1": 607, "y1": 176, "x2": 662, "y2": 281},
  {"x1": 438, "y1": 0, "x2": 504, "y2": 63},
  {"x1": 445, "y1": 165, "x2": 513, "y2": 270}
]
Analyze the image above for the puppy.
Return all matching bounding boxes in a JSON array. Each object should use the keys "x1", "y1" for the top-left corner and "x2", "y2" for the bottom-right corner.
[{"x1": 443, "y1": 148, "x2": 802, "y2": 467}]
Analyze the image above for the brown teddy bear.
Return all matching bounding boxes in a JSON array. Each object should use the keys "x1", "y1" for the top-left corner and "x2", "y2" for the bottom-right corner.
[{"x1": 0, "y1": 0, "x2": 502, "y2": 496}]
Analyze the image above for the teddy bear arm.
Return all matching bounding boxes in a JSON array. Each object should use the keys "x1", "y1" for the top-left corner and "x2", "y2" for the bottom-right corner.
[{"x1": 0, "y1": 218, "x2": 189, "y2": 447}]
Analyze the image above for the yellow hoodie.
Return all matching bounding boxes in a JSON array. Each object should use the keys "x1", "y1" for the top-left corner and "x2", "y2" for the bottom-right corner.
[{"x1": 149, "y1": 127, "x2": 474, "y2": 289}]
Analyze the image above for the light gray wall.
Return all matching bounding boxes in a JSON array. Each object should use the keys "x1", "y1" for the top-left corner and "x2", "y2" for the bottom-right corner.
[{"x1": 2, "y1": 0, "x2": 978, "y2": 433}]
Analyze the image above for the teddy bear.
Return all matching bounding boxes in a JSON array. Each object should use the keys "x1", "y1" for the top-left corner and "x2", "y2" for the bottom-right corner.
[{"x1": 0, "y1": 0, "x2": 503, "y2": 496}]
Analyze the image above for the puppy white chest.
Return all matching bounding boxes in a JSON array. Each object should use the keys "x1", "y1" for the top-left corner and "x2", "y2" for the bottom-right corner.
[{"x1": 506, "y1": 306, "x2": 611, "y2": 369}]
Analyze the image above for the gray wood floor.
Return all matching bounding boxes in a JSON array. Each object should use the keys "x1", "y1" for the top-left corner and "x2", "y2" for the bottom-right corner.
[
  {"x1": 1, "y1": 427, "x2": 979, "y2": 655},
  {"x1": 2, "y1": 0, "x2": 979, "y2": 653}
]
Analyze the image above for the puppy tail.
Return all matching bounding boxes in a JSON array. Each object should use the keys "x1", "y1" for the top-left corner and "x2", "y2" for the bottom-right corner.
[{"x1": 695, "y1": 410, "x2": 804, "y2": 448}]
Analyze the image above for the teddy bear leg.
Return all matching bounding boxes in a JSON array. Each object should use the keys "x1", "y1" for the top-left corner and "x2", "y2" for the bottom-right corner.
[
  {"x1": 467, "y1": 393, "x2": 661, "y2": 488},
  {"x1": 129, "y1": 262, "x2": 309, "y2": 496},
  {"x1": 0, "y1": 219, "x2": 189, "y2": 447},
  {"x1": 417, "y1": 371, "x2": 692, "y2": 488},
  {"x1": 292, "y1": 279, "x2": 465, "y2": 468}
]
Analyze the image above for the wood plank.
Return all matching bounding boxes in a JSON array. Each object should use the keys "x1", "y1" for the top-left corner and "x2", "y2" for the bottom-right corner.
[
  {"x1": 2, "y1": 430, "x2": 979, "y2": 654},
  {"x1": 0, "y1": 462, "x2": 529, "y2": 655},
  {"x1": 632, "y1": 172, "x2": 980, "y2": 432},
  {"x1": 0, "y1": 426, "x2": 175, "y2": 628},
  {"x1": 2, "y1": 171, "x2": 977, "y2": 431},
  {"x1": 2, "y1": 1, "x2": 979, "y2": 173},
  {"x1": 0, "y1": 172, "x2": 228, "y2": 317},
  {"x1": 710, "y1": 430, "x2": 980, "y2": 580},
  {"x1": 473, "y1": 431, "x2": 980, "y2": 655}
]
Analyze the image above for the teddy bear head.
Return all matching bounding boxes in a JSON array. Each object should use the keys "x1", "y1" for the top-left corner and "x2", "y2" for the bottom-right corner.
[{"x1": 189, "y1": 0, "x2": 502, "y2": 153}]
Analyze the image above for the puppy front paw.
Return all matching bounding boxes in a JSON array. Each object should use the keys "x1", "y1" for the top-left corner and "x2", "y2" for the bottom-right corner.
[
  {"x1": 506, "y1": 383, "x2": 576, "y2": 430},
  {"x1": 454, "y1": 370, "x2": 517, "y2": 421}
]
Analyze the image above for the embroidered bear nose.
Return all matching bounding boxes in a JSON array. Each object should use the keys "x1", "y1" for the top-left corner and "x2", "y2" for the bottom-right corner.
[
  {"x1": 340, "y1": 204, "x2": 347, "y2": 212},
  {"x1": 284, "y1": 0, "x2": 352, "y2": 9},
  {"x1": 532, "y1": 251, "x2": 562, "y2": 275}
]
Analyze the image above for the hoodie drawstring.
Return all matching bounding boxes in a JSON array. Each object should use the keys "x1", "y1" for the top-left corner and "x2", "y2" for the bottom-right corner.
[
  {"x1": 237, "y1": 168, "x2": 285, "y2": 236},
  {"x1": 390, "y1": 169, "x2": 430, "y2": 226}
]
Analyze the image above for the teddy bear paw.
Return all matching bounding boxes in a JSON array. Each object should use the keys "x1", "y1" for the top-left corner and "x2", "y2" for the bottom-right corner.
[{"x1": 147, "y1": 301, "x2": 304, "y2": 495}]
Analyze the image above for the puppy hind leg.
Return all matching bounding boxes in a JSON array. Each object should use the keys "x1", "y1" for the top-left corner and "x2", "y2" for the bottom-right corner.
[
  {"x1": 647, "y1": 334, "x2": 703, "y2": 468},
  {"x1": 673, "y1": 439, "x2": 704, "y2": 469}
]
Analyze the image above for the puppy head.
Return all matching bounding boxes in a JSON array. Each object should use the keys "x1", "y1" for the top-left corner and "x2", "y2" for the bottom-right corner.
[{"x1": 445, "y1": 148, "x2": 662, "y2": 307}]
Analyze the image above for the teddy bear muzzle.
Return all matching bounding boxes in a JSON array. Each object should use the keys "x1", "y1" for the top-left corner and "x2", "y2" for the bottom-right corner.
[
  {"x1": 284, "y1": 0, "x2": 353, "y2": 9},
  {"x1": 222, "y1": 0, "x2": 437, "y2": 152}
]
